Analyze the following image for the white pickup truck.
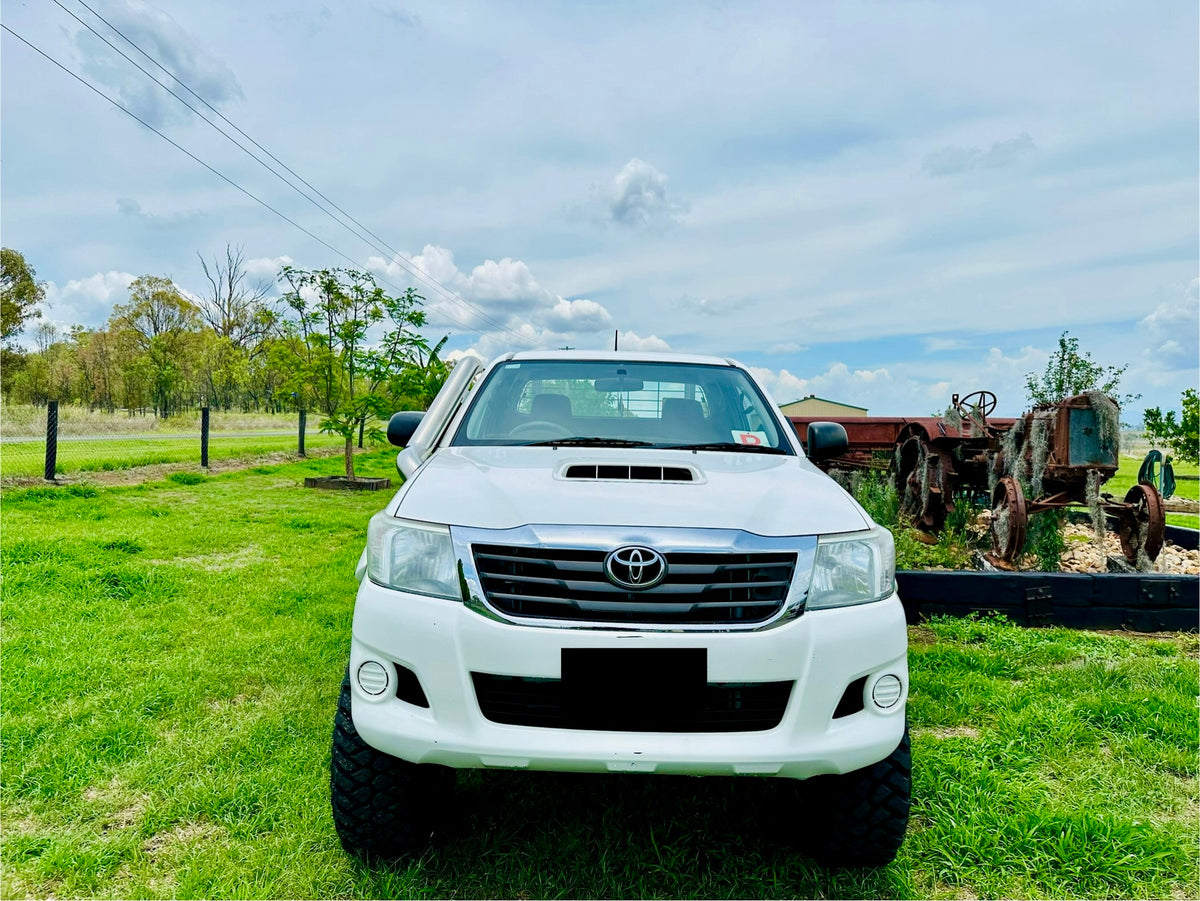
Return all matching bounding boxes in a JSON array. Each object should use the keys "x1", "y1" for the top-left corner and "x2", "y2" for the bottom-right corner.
[{"x1": 332, "y1": 351, "x2": 910, "y2": 867}]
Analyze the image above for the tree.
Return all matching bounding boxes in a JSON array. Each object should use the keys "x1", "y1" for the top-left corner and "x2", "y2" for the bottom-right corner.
[
  {"x1": 1, "y1": 247, "x2": 44, "y2": 344},
  {"x1": 197, "y1": 244, "x2": 273, "y2": 350},
  {"x1": 1143, "y1": 389, "x2": 1199, "y2": 464},
  {"x1": 1, "y1": 248, "x2": 45, "y2": 393},
  {"x1": 110, "y1": 276, "x2": 202, "y2": 417},
  {"x1": 275, "y1": 267, "x2": 430, "y2": 480},
  {"x1": 72, "y1": 326, "x2": 120, "y2": 411},
  {"x1": 370, "y1": 332, "x2": 449, "y2": 413},
  {"x1": 1025, "y1": 331, "x2": 1139, "y2": 408}
]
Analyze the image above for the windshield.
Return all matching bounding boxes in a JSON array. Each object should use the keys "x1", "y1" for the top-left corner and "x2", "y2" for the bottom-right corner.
[{"x1": 452, "y1": 360, "x2": 793, "y2": 453}]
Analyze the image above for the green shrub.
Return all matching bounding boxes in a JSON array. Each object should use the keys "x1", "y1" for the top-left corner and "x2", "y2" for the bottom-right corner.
[
  {"x1": 166, "y1": 472, "x2": 207, "y2": 486},
  {"x1": 4, "y1": 484, "x2": 99, "y2": 503},
  {"x1": 1026, "y1": 509, "x2": 1066, "y2": 572}
]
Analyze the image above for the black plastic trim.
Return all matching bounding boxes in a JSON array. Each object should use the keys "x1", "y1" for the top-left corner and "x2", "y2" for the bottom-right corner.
[{"x1": 896, "y1": 570, "x2": 1198, "y2": 632}]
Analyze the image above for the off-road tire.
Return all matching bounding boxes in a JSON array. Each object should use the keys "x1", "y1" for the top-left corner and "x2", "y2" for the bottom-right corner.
[
  {"x1": 804, "y1": 727, "x2": 911, "y2": 868},
  {"x1": 330, "y1": 672, "x2": 454, "y2": 860}
]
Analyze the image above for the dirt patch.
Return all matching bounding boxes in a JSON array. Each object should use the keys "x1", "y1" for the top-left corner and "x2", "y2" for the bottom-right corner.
[
  {"x1": 2, "y1": 446, "x2": 351, "y2": 488},
  {"x1": 205, "y1": 693, "x2": 251, "y2": 713},
  {"x1": 83, "y1": 777, "x2": 148, "y2": 832},
  {"x1": 1, "y1": 869, "x2": 62, "y2": 901},
  {"x1": 166, "y1": 545, "x2": 262, "y2": 572},
  {"x1": 142, "y1": 820, "x2": 222, "y2": 859},
  {"x1": 930, "y1": 884, "x2": 980, "y2": 901},
  {"x1": 919, "y1": 725, "x2": 982, "y2": 740},
  {"x1": 909, "y1": 625, "x2": 938, "y2": 645},
  {"x1": 4, "y1": 814, "x2": 46, "y2": 836}
]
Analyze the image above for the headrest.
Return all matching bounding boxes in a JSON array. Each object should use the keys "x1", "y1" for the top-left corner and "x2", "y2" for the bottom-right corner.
[
  {"x1": 530, "y1": 393, "x2": 572, "y2": 422},
  {"x1": 661, "y1": 397, "x2": 706, "y2": 425}
]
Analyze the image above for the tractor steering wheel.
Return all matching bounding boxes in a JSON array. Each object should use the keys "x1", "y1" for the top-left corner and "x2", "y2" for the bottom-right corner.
[{"x1": 955, "y1": 390, "x2": 998, "y2": 421}]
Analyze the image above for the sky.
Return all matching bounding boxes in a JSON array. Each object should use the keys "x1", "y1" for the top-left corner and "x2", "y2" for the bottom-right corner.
[{"x1": 2, "y1": 0, "x2": 1197, "y2": 420}]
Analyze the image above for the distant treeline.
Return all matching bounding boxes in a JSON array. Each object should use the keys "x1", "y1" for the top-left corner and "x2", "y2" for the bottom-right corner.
[{"x1": 2, "y1": 247, "x2": 450, "y2": 422}]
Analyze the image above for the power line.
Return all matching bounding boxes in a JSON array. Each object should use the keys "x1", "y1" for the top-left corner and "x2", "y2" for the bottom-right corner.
[
  {"x1": 59, "y1": 0, "x2": 526, "y2": 344},
  {"x1": 55, "y1": 0, "x2": 533, "y2": 345},
  {"x1": 70, "y1": 0, "x2": 397, "y2": 255},
  {"x1": 1, "y1": 26, "x2": 354, "y2": 265},
  {"x1": 10, "y1": 10, "x2": 539, "y2": 347}
]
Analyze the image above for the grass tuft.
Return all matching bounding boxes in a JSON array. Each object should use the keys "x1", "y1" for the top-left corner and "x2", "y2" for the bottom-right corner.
[{"x1": 166, "y1": 472, "x2": 207, "y2": 486}]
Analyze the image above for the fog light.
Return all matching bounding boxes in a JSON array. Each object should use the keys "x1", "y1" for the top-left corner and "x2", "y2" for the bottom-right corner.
[
  {"x1": 871, "y1": 674, "x2": 903, "y2": 709},
  {"x1": 357, "y1": 660, "x2": 390, "y2": 696}
]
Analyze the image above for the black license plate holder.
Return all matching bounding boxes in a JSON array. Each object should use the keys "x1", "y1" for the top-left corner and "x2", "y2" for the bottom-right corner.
[{"x1": 561, "y1": 647, "x2": 706, "y2": 730}]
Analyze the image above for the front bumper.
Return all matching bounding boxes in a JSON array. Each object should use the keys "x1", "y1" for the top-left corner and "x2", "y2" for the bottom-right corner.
[{"x1": 348, "y1": 578, "x2": 908, "y2": 779}]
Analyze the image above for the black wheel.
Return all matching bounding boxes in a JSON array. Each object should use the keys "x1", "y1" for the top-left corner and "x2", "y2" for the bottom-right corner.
[
  {"x1": 804, "y1": 727, "x2": 911, "y2": 868},
  {"x1": 330, "y1": 672, "x2": 455, "y2": 860}
]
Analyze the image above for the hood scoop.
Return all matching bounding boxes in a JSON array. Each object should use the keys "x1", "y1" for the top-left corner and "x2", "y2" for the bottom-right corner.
[{"x1": 563, "y1": 463, "x2": 695, "y2": 483}]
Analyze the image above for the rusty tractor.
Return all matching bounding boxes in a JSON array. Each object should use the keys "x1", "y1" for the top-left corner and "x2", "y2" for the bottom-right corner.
[
  {"x1": 988, "y1": 392, "x2": 1164, "y2": 566},
  {"x1": 789, "y1": 390, "x2": 1165, "y2": 567},
  {"x1": 790, "y1": 390, "x2": 1016, "y2": 532}
]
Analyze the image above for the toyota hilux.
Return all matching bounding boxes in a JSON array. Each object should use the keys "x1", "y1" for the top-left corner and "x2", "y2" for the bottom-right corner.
[{"x1": 331, "y1": 350, "x2": 910, "y2": 867}]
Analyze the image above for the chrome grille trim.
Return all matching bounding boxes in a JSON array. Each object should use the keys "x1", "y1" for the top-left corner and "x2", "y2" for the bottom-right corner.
[{"x1": 450, "y1": 524, "x2": 818, "y2": 633}]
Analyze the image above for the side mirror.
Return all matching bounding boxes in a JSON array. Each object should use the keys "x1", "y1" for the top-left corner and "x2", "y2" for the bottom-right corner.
[
  {"x1": 387, "y1": 411, "x2": 425, "y2": 447},
  {"x1": 807, "y1": 421, "x2": 848, "y2": 461}
]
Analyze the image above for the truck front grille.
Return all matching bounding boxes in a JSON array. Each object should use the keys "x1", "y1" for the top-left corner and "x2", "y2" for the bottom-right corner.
[
  {"x1": 472, "y1": 673, "x2": 793, "y2": 732},
  {"x1": 471, "y1": 545, "x2": 797, "y2": 625}
]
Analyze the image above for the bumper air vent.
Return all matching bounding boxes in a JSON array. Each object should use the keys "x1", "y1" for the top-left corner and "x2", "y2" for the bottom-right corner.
[{"x1": 832, "y1": 676, "x2": 867, "y2": 719}]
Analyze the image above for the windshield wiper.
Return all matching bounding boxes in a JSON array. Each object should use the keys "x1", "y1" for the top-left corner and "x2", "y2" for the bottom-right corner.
[
  {"x1": 659, "y1": 442, "x2": 787, "y2": 454},
  {"x1": 523, "y1": 437, "x2": 655, "y2": 447}
]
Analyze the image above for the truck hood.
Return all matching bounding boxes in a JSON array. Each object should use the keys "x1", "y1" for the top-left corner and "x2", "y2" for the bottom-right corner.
[{"x1": 391, "y1": 446, "x2": 870, "y2": 536}]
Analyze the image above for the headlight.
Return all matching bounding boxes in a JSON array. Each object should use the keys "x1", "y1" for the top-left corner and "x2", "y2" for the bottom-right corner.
[
  {"x1": 806, "y1": 525, "x2": 895, "y2": 610},
  {"x1": 366, "y1": 513, "x2": 461, "y2": 600}
]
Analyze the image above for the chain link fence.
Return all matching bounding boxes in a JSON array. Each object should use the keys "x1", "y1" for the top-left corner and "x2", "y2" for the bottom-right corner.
[{"x1": 0, "y1": 403, "x2": 339, "y2": 480}]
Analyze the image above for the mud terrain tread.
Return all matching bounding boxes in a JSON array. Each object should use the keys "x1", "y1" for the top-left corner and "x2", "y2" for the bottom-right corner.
[
  {"x1": 330, "y1": 673, "x2": 453, "y2": 860},
  {"x1": 806, "y1": 727, "x2": 911, "y2": 868}
]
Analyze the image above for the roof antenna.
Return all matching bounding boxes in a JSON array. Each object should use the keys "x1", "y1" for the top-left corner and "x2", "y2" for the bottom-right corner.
[{"x1": 613, "y1": 329, "x2": 618, "y2": 351}]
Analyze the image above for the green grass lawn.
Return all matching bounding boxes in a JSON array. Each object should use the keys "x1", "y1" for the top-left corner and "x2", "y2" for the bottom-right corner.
[
  {"x1": 0, "y1": 432, "x2": 345, "y2": 478},
  {"x1": 2, "y1": 450, "x2": 1196, "y2": 899}
]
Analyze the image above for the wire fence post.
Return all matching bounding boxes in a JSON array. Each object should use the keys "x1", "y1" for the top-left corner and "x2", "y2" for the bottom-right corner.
[
  {"x1": 298, "y1": 409, "x2": 306, "y2": 457},
  {"x1": 44, "y1": 400, "x2": 59, "y2": 481},
  {"x1": 358, "y1": 416, "x2": 365, "y2": 449},
  {"x1": 200, "y1": 406, "x2": 210, "y2": 468}
]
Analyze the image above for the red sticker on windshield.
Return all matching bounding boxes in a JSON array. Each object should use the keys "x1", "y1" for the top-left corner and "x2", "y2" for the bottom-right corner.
[{"x1": 731, "y1": 430, "x2": 768, "y2": 446}]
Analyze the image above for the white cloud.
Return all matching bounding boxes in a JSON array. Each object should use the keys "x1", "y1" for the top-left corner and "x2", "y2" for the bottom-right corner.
[
  {"x1": 766, "y1": 342, "x2": 803, "y2": 355},
  {"x1": 115, "y1": 197, "x2": 203, "y2": 227},
  {"x1": 367, "y1": 244, "x2": 614, "y2": 348},
  {"x1": 464, "y1": 257, "x2": 547, "y2": 307},
  {"x1": 922, "y1": 337, "x2": 968, "y2": 353},
  {"x1": 74, "y1": 0, "x2": 243, "y2": 128},
  {"x1": 607, "y1": 158, "x2": 687, "y2": 229},
  {"x1": 1137, "y1": 278, "x2": 1199, "y2": 369},
  {"x1": 922, "y1": 132, "x2": 1037, "y2": 177},
  {"x1": 40, "y1": 271, "x2": 137, "y2": 334},
  {"x1": 677, "y1": 296, "x2": 748, "y2": 316},
  {"x1": 544, "y1": 298, "x2": 612, "y2": 333},
  {"x1": 244, "y1": 255, "x2": 293, "y2": 279},
  {"x1": 616, "y1": 330, "x2": 670, "y2": 352}
]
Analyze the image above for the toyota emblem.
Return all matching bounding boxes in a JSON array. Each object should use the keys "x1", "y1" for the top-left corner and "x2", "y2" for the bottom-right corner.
[{"x1": 604, "y1": 545, "x2": 667, "y2": 590}]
